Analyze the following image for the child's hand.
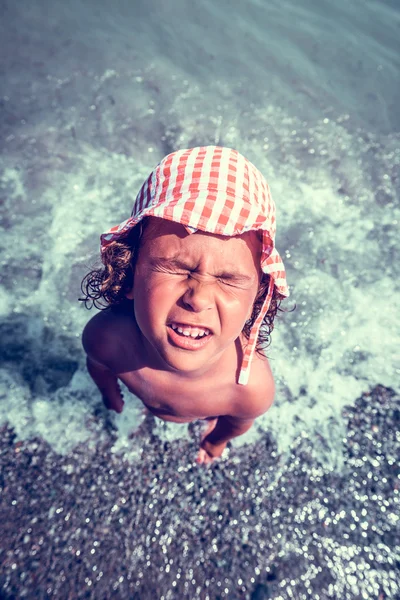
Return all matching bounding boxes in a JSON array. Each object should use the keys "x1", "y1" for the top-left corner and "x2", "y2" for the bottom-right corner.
[
  {"x1": 196, "y1": 440, "x2": 228, "y2": 465},
  {"x1": 102, "y1": 393, "x2": 125, "y2": 413}
]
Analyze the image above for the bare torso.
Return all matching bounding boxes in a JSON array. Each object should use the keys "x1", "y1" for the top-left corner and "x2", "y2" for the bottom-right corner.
[
  {"x1": 118, "y1": 363, "x2": 238, "y2": 423},
  {"x1": 83, "y1": 304, "x2": 274, "y2": 424}
]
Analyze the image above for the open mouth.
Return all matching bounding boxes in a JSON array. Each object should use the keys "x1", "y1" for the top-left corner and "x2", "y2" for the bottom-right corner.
[
  {"x1": 169, "y1": 323, "x2": 211, "y2": 340},
  {"x1": 167, "y1": 323, "x2": 213, "y2": 350}
]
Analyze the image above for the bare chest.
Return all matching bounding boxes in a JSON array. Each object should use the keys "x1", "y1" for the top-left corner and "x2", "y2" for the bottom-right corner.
[{"x1": 118, "y1": 368, "x2": 235, "y2": 423}]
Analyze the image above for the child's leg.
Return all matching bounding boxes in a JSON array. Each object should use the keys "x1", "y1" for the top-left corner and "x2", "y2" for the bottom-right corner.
[{"x1": 200, "y1": 417, "x2": 218, "y2": 441}]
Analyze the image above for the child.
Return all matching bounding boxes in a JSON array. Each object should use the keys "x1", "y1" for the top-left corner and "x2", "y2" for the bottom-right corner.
[{"x1": 81, "y1": 146, "x2": 289, "y2": 465}]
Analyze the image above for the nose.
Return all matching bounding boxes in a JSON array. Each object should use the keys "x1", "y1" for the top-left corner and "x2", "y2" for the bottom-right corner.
[{"x1": 182, "y1": 277, "x2": 214, "y2": 312}]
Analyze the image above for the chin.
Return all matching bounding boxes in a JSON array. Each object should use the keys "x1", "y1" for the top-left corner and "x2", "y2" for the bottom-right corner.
[
  {"x1": 149, "y1": 332, "x2": 224, "y2": 374},
  {"x1": 163, "y1": 353, "x2": 208, "y2": 375}
]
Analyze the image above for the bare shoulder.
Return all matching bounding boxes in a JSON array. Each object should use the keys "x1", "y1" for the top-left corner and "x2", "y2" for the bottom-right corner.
[
  {"x1": 82, "y1": 304, "x2": 139, "y2": 369},
  {"x1": 232, "y1": 351, "x2": 275, "y2": 420}
]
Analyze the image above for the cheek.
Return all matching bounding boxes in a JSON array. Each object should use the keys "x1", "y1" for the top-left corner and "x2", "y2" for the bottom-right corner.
[
  {"x1": 244, "y1": 300, "x2": 255, "y2": 322},
  {"x1": 240, "y1": 288, "x2": 259, "y2": 325},
  {"x1": 148, "y1": 275, "x2": 184, "y2": 298},
  {"x1": 134, "y1": 273, "x2": 182, "y2": 312},
  {"x1": 219, "y1": 289, "x2": 257, "y2": 327}
]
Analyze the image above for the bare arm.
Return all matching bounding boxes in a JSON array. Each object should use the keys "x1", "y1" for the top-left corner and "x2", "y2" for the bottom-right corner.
[
  {"x1": 86, "y1": 357, "x2": 125, "y2": 413},
  {"x1": 82, "y1": 316, "x2": 125, "y2": 413}
]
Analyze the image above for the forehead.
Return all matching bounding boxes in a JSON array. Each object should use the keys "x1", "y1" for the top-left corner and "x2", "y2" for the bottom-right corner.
[{"x1": 140, "y1": 217, "x2": 261, "y2": 272}]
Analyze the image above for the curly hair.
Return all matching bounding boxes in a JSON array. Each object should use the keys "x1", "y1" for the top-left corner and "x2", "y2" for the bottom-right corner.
[{"x1": 80, "y1": 219, "x2": 286, "y2": 352}]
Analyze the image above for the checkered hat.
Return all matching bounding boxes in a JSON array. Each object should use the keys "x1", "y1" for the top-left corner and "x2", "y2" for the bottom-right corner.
[{"x1": 101, "y1": 146, "x2": 289, "y2": 385}]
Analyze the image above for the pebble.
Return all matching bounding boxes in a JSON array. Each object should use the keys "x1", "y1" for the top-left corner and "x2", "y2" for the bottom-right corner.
[{"x1": 0, "y1": 385, "x2": 398, "y2": 599}]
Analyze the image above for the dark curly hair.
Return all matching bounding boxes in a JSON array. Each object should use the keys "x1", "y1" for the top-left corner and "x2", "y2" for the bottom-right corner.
[{"x1": 80, "y1": 218, "x2": 286, "y2": 352}]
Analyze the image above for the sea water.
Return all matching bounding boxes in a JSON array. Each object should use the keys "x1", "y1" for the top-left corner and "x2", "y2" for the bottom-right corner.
[{"x1": 0, "y1": 0, "x2": 399, "y2": 465}]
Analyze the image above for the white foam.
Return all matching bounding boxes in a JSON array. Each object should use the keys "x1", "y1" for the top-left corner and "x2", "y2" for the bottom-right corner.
[
  {"x1": 0, "y1": 287, "x2": 11, "y2": 316},
  {"x1": 110, "y1": 383, "x2": 148, "y2": 459},
  {"x1": 0, "y1": 368, "x2": 101, "y2": 453}
]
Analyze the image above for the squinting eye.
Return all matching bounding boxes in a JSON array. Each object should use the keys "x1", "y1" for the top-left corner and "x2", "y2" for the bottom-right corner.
[{"x1": 218, "y1": 278, "x2": 235, "y2": 287}]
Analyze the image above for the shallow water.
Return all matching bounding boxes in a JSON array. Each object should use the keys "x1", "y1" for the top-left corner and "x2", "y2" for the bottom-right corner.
[{"x1": 0, "y1": 0, "x2": 399, "y2": 597}]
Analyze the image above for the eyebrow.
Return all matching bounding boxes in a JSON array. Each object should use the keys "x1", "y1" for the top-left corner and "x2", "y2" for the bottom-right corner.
[{"x1": 151, "y1": 257, "x2": 255, "y2": 282}]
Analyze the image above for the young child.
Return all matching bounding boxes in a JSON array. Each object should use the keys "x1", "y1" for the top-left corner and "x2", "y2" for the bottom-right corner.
[{"x1": 81, "y1": 146, "x2": 289, "y2": 465}]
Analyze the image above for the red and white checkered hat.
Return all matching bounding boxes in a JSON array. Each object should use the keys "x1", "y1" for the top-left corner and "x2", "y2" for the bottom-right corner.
[{"x1": 101, "y1": 146, "x2": 289, "y2": 385}]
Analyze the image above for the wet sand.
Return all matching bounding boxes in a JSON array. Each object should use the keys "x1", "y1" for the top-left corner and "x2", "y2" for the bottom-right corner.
[{"x1": 0, "y1": 385, "x2": 399, "y2": 599}]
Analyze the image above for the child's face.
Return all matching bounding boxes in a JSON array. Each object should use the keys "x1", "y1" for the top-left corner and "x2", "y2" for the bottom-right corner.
[{"x1": 131, "y1": 217, "x2": 261, "y2": 376}]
